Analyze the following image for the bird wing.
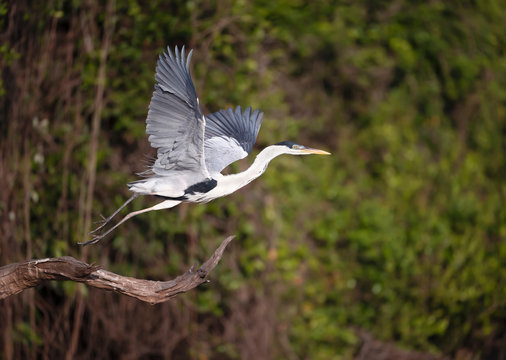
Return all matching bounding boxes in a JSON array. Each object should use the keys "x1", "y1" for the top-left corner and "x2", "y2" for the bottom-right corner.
[
  {"x1": 146, "y1": 46, "x2": 209, "y2": 178},
  {"x1": 204, "y1": 106, "x2": 263, "y2": 174}
]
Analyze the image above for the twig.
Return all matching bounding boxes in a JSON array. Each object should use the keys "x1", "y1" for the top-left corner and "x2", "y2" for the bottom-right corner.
[{"x1": 0, "y1": 236, "x2": 234, "y2": 304}]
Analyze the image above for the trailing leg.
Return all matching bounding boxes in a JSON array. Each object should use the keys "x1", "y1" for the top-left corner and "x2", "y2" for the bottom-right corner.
[
  {"x1": 90, "y1": 193, "x2": 139, "y2": 234},
  {"x1": 80, "y1": 199, "x2": 182, "y2": 246}
]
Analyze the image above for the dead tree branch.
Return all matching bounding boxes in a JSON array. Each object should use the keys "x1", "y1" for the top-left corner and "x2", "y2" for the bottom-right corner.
[{"x1": 0, "y1": 236, "x2": 234, "y2": 304}]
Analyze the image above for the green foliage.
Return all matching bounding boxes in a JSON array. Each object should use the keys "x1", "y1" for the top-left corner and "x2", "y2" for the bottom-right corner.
[{"x1": 2, "y1": 0, "x2": 506, "y2": 358}]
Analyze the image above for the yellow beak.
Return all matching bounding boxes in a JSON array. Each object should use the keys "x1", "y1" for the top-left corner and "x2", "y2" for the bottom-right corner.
[{"x1": 302, "y1": 148, "x2": 331, "y2": 155}]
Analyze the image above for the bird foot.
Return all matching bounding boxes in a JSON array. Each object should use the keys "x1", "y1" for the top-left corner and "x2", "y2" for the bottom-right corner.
[
  {"x1": 78, "y1": 233, "x2": 104, "y2": 246},
  {"x1": 81, "y1": 216, "x2": 111, "y2": 245},
  {"x1": 89, "y1": 214, "x2": 110, "y2": 235},
  {"x1": 82, "y1": 216, "x2": 121, "y2": 245}
]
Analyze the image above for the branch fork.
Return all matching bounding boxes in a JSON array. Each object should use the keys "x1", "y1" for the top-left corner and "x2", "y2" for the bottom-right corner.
[{"x1": 0, "y1": 236, "x2": 234, "y2": 303}]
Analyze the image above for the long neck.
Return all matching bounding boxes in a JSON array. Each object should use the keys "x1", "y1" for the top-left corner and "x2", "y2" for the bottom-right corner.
[{"x1": 222, "y1": 146, "x2": 285, "y2": 191}]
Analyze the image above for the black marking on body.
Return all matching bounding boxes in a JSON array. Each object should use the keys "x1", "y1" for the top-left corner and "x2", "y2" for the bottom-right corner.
[
  {"x1": 155, "y1": 178, "x2": 217, "y2": 201},
  {"x1": 184, "y1": 178, "x2": 218, "y2": 195}
]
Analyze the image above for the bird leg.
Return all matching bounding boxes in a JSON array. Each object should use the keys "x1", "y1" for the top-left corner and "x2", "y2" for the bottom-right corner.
[
  {"x1": 90, "y1": 193, "x2": 139, "y2": 235},
  {"x1": 80, "y1": 199, "x2": 182, "y2": 246},
  {"x1": 80, "y1": 206, "x2": 155, "y2": 246}
]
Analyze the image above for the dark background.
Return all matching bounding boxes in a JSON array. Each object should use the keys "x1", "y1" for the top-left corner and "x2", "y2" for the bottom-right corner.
[{"x1": 1, "y1": 0, "x2": 505, "y2": 359}]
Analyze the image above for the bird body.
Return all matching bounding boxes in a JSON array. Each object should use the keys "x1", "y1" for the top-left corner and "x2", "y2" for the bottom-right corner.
[
  {"x1": 128, "y1": 143, "x2": 294, "y2": 201},
  {"x1": 82, "y1": 46, "x2": 329, "y2": 245}
]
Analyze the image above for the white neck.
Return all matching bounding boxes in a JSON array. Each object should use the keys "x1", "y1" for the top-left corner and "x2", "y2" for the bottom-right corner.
[{"x1": 217, "y1": 145, "x2": 287, "y2": 195}]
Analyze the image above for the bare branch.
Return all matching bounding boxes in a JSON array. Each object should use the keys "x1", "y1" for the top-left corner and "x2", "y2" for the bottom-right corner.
[{"x1": 0, "y1": 236, "x2": 234, "y2": 304}]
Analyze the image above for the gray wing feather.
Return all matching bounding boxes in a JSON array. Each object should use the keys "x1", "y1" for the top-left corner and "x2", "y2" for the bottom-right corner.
[
  {"x1": 204, "y1": 106, "x2": 263, "y2": 174},
  {"x1": 146, "y1": 46, "x2": 208, "y2": 178}
]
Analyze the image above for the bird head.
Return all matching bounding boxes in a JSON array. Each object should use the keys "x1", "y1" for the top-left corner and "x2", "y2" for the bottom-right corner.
[{"x1": 275, "y1": 141, "x2": 331, "y2": 156}]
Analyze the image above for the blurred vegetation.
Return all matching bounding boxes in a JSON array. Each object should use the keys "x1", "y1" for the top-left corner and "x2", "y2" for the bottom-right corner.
[{"x1": 1, "y1": 0, "x2": 505, "y2": 359}]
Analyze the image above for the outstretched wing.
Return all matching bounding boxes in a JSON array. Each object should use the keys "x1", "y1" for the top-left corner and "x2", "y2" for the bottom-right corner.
[
  {"x1": 146, "y1": 46, "x2": 209, "y2": 178},
  {"x1": 204, "y1": 106, "x2": 263, "y2": 174}
]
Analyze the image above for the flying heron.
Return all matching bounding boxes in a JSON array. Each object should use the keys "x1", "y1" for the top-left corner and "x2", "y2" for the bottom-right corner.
[{"x1": 82, "y1": 46, "x2": 330, "y2": 245}]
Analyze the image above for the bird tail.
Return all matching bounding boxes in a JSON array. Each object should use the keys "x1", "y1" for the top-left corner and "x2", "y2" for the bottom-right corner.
[{"x1": 127, "y1": 178, "x2": 151, "y2": 194}]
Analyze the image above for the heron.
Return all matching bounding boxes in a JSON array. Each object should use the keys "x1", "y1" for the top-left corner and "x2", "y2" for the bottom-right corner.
[{"x1": 81, "y1": 46, "x2": 330, "y2": 246}]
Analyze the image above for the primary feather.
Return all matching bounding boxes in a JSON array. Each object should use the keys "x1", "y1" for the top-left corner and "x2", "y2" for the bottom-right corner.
[
  {"x1": 146, "y1": 46, "x2": 207, "y2": 177},
  {"x1": 145, "y1": 46, "x2": 263, "y2": 178}
]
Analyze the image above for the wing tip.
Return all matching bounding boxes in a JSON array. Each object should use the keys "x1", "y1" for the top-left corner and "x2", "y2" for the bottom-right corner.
[{"x1": 162, "y1": 45, "x2": 195, "y2": 64}]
